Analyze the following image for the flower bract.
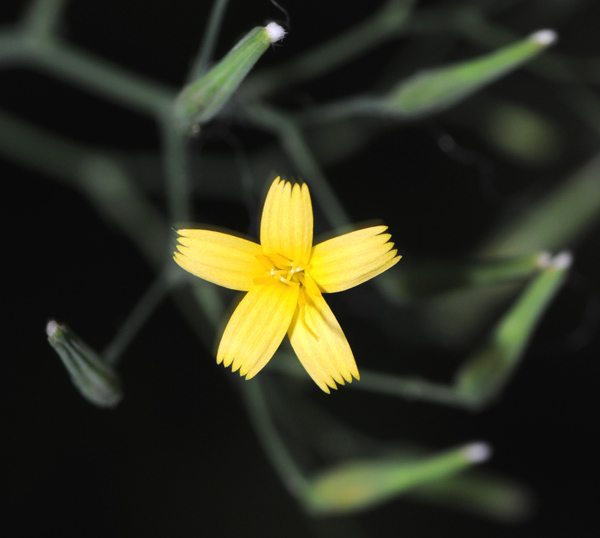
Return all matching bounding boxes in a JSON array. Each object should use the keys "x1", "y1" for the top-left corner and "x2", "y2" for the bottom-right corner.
[{"x1": 174, "y1": 177, "x2": 400, "y2": 393}]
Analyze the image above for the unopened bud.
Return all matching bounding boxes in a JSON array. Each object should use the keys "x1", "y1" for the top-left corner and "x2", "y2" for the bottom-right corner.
[
  {"x1": 175, "y1": 22, "x2": 285, "y2": 131},
  {"x1": 46, "y1": 320, "x2": 123, "y2": 408}
]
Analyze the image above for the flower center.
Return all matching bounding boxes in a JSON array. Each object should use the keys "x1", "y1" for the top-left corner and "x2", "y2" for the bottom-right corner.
[{"x1": 254, "y1": 253, "x2": 321, "y2": 298}]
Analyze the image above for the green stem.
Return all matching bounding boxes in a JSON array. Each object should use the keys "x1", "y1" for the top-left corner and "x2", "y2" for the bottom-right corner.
[
  {"x1": 20, "y1": 0, "x2": 70, "y2": 40},
  {"x1": 242, "y1": 103, "x2": 351, "y2": 229},
  {"x1": 0, "y1": 108, "x2": 169, "y2": 268},
  {"x1": 103, "y1": 266, "x2": 177, "y2": 365},
  {"x1": 188, "y1": 0, "x2": 230, "y2": 81},
  {"x1": 298, "y1": 97, "x2": 390, "y2": 125},
  {"x1": 481, "y1": 155, "x2": 600, "y2": 256},
  {"x1": 159, "y1": 111, "x2": 193, "y2": 224},
  {"x1": 0, "y1": 32, "x2": 174, "y2": 117},
  {"x1": 241, "y1": 378, "x2": 309, "y2": 499}
]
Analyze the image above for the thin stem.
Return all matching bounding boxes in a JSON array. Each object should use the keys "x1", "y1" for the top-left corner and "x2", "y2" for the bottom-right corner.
[
  {"x1": 242, "y1": 103, "x2": 351, "y2": 229},
  {"x1": 0, "y1": 108, "x2": 168, "y2": 268},
  {"x1": 298, "y1": 96, "x2": 391, "y2": 125},
  {"x1": 20, "y1": 0, "x2": 70, "y2": 40},
  {"x1": 241, "y1": 378, "x2": 309, "y2": 498},
  {"x1": 188, "y1": 0, "x2": 230, "y2": 82},
  {"x1": 103, "y1": 266, "x2": 176, "y2": 365},
  {"x1": 0, "y1": 33, "x2": 174, "y2": 117},
  {"x1": 159, "y1": 111, "x2": 193, "y2": 224},
  {"x1": 481, "y1": 155, "x2": 600, "y2": 256},
  {"x1": 351, "y1": 370, "x2": 481, "y2": 410}
]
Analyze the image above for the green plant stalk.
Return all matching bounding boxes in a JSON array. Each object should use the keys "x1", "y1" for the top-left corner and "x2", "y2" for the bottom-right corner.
[
  {"x1": 387, "y1": 252, "x2": 544, "y2": 299},
  {"x1": 481, "y1": 154, "x2": 600, "y2": 256},
  {"x1": 242, "y1": 103, "x2": 351, "y2": 229},
  {"x1": 187, "y1": 0, "x2": 230, "y2": 81},
  {"x1": 0, "y1": 33, "x2": 174, "y2": 116},
  {"x1": 0, "y1": 109, "x2": 168, "y2": 267},
  {"x1": 159, "y1": 112, "x2": 193, "y2": 224},
  {"x1": 20, "y1": 0, "x2": 69, "y2": 39},
  {"x1": 102, "y1": 266, "x2": 176, "y2": 365},
  {"x1": 241, "y1": 377, "x2": 309, "y2": 501}
]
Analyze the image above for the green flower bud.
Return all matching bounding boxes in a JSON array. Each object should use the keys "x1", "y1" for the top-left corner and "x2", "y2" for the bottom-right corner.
[
  {"x1": 46, "y1": 320, "x2": 123, "y2": 408},
  {"x1": 304, "y1": 443, "x2": 491, "y2": 514},
  {"x1": 175, "y1": 22, "x2": 285, "y2": 132},
  {"x1": 385, "y1": 30, "x2": 557, "y2": 118}
]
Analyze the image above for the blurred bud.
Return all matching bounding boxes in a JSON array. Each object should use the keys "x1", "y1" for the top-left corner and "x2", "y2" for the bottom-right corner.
[
  {"x1": 175, "y1": 22, "x2": 285, "y2": 132},
  {"x1": 304, "y1": 442, "x2": 491, "y2": 515},
  {"x1": 384, "y1": 29, "x2": 557, "y2": 118},
  {"x1": 456, "y1": 252, "x2": 571, "y2": 404},
  {"x1": 46, "y1": 320, "x2": 123, "y2": 408}
]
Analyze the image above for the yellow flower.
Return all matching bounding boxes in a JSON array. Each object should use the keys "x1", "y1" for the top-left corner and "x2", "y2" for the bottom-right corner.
[{"x1": 174, "y1": 177, "x2": 401, "y2": 392}]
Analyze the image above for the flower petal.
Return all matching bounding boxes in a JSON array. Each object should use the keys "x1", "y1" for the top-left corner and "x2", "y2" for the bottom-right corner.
[
  {"x1": 217, "y1": 282, "x2": 299, "y2": 378},
  {"x1": 288, "y1": 293, "x2": 359, "y2": 393},
  {"x1": 174, "y1": 229, "x2": 264, "y2": 291},
  {"x1": 310, "y1": 226, "x2": 401, "y2": 293},
  {"x1": 260, "y1": 178, "x2": 313, "y2": 264}
]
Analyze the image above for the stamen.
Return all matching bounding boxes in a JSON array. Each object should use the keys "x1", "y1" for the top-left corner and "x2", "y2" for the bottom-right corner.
[
  {"x1": 254, "y1": 253, "x2": 317, "y2": 291},
  {"x1": 277, "y1": 274, "x2": 300, "y2": 286}
]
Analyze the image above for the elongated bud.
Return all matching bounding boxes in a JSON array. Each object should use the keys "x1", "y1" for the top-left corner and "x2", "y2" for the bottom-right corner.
[
  {"x1": 175, "y1": 22, "x2": 286, "y2": 132},
  {"x1": 385, "y1": 29, "x2": 557, "y2": 118},
  {"x1": 304, "y1": 442, "x2": 492, "y2": 514},
  {"x1": 46, "y1": 320, "x2": 123, "y2": 408}
]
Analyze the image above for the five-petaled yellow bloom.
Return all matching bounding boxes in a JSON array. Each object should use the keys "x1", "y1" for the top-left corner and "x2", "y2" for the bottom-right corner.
[{"x1": 174, "y1": 177, "x2": 401, "y2": 393}]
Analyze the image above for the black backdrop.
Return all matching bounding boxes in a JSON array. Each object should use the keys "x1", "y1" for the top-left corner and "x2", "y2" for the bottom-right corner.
[{"x1": 2, "y1": 1, "x2": 599, "y2": 537}]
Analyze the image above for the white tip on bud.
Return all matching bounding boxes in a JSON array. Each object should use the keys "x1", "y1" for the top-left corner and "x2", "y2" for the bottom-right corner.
[
  {"x1": 265, "y1": 22, "x2": 286, "y2": 44},
  {"x1": 46, "y1": 319, "x2": 60, "y2": 338},
  {"x1": 552, "y1": 251, "x2": 573, "y2": 270},
  {"x1": 538, "y1": 251, "x2": 573, "y2": 270},
  {"x1": 530, "y1": 29, "x2": 558, "y2": 46},
  {"x1": 464, "y1": 442, "x2": 492, "y2": 463}
]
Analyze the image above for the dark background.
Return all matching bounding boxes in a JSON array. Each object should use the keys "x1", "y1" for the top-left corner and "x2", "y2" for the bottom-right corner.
[{"x1": 2, "y1": 1, "x2": 599, "y2": 537}]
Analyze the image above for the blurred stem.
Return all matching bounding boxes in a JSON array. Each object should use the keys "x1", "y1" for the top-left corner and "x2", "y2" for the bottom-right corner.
[
  {"x1": 384, "y1": 252, "x2": 544, "y2": 300},
  {"x1": 273, "y1": 255, "x2": 568, "y2": 410},
  {"x1": 0, "y1": 108, "x2": 168, "y2": 267},
  {"x1": 103, "y1": 266, "x2": 178, "y2": 365},
  {"x1": 481, "y1": 155, "x2": 600, "y2": 256},
  {"x1": 159, "y1": 111, "x2": 192, "y2": 223},
  {"x1": 354, "y1": 369, "x2": 477, "y2": 408},
  {"x1": 242, "y1": 103, "x2": 351, "y2": 229},
  {"x1": 0, "y1": 31, "x2": 174, "y2": 117},
  {"x1": 298, "y1": 97, "x2": 389, "y2": 125},
  {"x1": 241, "y1": 378, "x2": 309, "y2": 499},
  {"x1": 242, "y1": 0, "x2": 415, "y2": 98},
  {"x1": 20, "y1": 0, "x2": 69, "y2": 40},
  {"x1": 409, "y1": 470, "x2": 532, "y2": 522},
  {"x1": 188, "y1": 0, "x2": 230, "y2": 81}
]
